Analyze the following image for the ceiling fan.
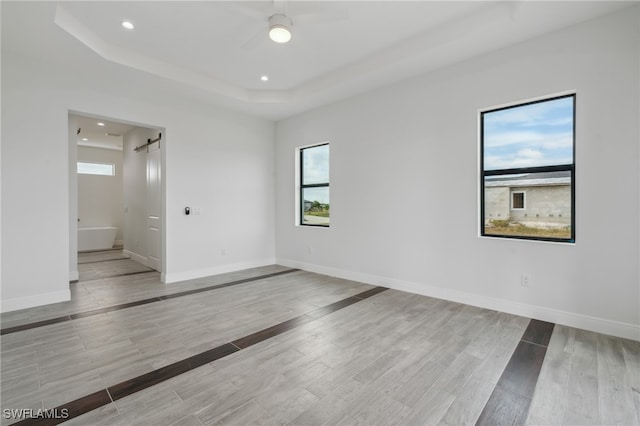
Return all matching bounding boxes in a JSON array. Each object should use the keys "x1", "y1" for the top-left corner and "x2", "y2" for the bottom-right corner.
[
  {"x1": 226, "y1": 0, "x2": 348, "y2": 47},
  {"x1": 268, "y1": 13, "x2": 293, "y2": 43}
]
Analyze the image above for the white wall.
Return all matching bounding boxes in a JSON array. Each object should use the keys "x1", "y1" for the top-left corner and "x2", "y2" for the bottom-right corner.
[
  {"x1": 1, "y1": 57, "x2": 72, "y2": 311},
  {"x1": 77, "y1": 146, "x2": 124, "y2": 244},
  {"x1": 1, "y1": 21, "x2": 276, "y2": 310},
  {"x1": 275, "y1": 8, "x2": 640, "y2": 340},
  {"x1": 163, "y1": 111, "x2": 276, "y2": 282}
]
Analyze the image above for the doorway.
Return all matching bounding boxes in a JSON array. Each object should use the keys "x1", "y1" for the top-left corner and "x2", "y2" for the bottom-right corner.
[{"x1": 69, "y1": 112, "x2": 165, "y2": 282}]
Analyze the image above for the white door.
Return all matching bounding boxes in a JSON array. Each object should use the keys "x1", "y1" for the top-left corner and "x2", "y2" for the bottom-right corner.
[{"x1": 146, "y1": 140, "x2": 161, "y2": 271}]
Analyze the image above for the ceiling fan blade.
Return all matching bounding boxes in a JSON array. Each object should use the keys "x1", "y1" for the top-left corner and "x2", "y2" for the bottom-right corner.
[
  {"x1": 239, "y1": 24, "x2": 268, "y2": 50},
  {"x1": 222, "y1": 2, "x2": 269, "y2": 22},
  {"x1": 294, "y1": 7, "x2": 349, "y2": 25}
]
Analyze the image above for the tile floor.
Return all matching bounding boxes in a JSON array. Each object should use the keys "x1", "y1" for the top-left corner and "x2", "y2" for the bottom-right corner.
[{"x1": 1, "y1": 251, "x2": 638, "y2": 425}]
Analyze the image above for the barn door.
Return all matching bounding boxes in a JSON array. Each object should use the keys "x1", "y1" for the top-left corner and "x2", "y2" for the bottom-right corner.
[{"x1": 146, "y1": 140, "x2": 161, "y2": 271}]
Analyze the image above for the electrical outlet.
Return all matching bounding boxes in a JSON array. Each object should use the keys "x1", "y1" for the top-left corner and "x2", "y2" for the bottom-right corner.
[{"x1": 521, "y1": 273, "x2": 530, "y2": 287}]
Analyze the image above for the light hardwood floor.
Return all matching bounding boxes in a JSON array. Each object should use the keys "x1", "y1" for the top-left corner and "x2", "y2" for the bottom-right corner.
[
  {"x1": 1, "y1": 251, "x2": 638, "y2": 425},
  {"x1": 527, "y1": 325, "x2": 640, "y2": 425}
]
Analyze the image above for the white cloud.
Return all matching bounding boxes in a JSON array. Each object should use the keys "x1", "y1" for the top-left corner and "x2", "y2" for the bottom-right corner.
[
  {"x1": 516, "y1": 148, "x2": 543, "y2": 159},
  {"x1": 485, "y1": 156, "x2": 541, "y2": 169},
  {"x1": 484, "y1": 131, "x2": 543, "y2": 148},
  {"x1": 485, "y1": 147, "x2": 572, "y2": 170},
  {"x1": 541, "y1": 132, "x2": 573, "y2": 149},
  {"x1": 485, "y1": 131, "x2": 572, "y2": 150}
]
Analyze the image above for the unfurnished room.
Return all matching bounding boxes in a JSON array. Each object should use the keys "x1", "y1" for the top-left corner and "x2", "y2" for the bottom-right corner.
[{"x1": 1, "y1": 1, "x2": 639, "y2": 425}]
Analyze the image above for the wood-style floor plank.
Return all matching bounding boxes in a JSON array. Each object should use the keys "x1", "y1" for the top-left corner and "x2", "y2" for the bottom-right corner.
[
  {"x1": 440, "y1": 378, "x2": 496, "y2": 426},
  {"x1": 521, "y1": 319, "x2": 555, "y2": 346},
  {"x1": 621, "y1": 338, "x2": 640, "y2": 424},
  {"x1": 562, "y1": 329, "x2": 601, "y2": 425},
  {"x1": 476, "y1": 386, "x2": 531, "y2": 426},
  {"x1": 525, "y1": 324, "x2": 574, "y2": 426},
  {"x1": 596, "y1": 334, "x2": 640, "y2": 425},
  {"x1": 403, "y1": 386, "x2": 457, "y2": 425},
  {"x1": 496, "y1": 341, "x2": 547, "y2": 398}
]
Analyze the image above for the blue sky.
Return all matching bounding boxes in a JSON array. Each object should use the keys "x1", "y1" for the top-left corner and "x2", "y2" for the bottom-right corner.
[{"x1": 483, "y1": 96, "x2": 574, "y2": 170}]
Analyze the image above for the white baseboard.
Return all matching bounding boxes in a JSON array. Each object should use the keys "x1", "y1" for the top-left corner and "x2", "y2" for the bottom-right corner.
[
  {"x1": 277, "y1": 258, "x2": 640, "y2": 342},
  {"x1": 1, "y1": 289, "x2": 71, "y2": 313},
  {"x1": 163, "y1": 258, "x2": 277, "y2": 284},
  {"x1": 69, "y1": 270, "x2": 79, "y2": 282},
  {"x1": 122, "y1": 249, "x2": 150, "y2": 267}
]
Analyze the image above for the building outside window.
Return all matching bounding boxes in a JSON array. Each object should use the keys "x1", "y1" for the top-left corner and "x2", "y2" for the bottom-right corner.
[{"x1": 481, "y1": 94, "x2": 575, "y2": 242}]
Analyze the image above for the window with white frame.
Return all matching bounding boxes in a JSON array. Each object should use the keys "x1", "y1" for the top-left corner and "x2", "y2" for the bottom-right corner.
[
  {"x1": 481, "y1": 94, "x2": 575, "y2": 242},
  {"x1": 299, "y1": 143, "x2": 329, "y2": 227},
  {"x1": 77, "y1": 162, "x2": 115, "y2": 176},
  {"x1": 511, "y1": 192, "x2": 525, "y2": 210}
]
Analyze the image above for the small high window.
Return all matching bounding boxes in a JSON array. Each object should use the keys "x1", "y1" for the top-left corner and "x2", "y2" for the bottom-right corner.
[
  {"x1": 300, "y1": 143, "x2": 329, "y2": 227},
  {"x1": 481, "y1": 94, "x2": 575, "y2": 242},
  {"x1": 77, "y1": 162, "x2": 115, "y2": 176},
  {"x1": 512, "y1": 192, "x2": 525, "y2": 210}
]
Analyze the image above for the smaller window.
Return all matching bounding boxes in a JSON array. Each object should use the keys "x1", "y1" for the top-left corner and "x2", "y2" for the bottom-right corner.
[
  {"x1": 512, "y1": 192, "x2": 525, "y2": 210},
  {"x1": 300, "y1": 143, "x2": 329, "y2": 227},
  {"x1": 77, "y1": 162, "x2": 115, "y2": 176}
]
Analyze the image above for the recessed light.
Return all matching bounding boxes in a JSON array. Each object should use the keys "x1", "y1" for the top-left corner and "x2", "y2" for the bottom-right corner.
[
  {"x1": 97, "y1": 122, "x2": 105, "y2": 126},
  {"x1": 122, "y1": 21, "x2": 134, "y2": 30},
  {"x1": 261, "y1": 75, "x2": 269, "y2": 82},
  {"x1": 82, "y1": 138, "x2": 88, "y2": 141}
]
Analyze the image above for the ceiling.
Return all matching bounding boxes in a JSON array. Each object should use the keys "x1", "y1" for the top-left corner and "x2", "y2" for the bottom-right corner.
[
  {"x1": 3, "y1": 1, "x2": 637, "y2": 120},
  {"x1": 74, "y1": 115, "x2": 136, "y2": 151}
]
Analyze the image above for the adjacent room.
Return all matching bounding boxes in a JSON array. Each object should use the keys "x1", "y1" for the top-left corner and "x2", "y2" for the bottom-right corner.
[{"x1": 1, "y1": 1, "x2": 638, "y2": 425}]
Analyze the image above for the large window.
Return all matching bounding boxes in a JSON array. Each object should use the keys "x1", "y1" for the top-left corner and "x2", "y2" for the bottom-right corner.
[
  {"x1": 300, "y1": 143, "x2": 329, "y2": 227},
  {"x1": 481, "y1": 94, "x2": 575, "y2": 242}
]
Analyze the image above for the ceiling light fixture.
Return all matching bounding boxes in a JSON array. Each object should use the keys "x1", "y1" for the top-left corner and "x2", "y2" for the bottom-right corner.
[
  {"x1": 268, "y1": 14, "x2": 292, "y2": 43},
  {"x1": 97, "y1": 122, "x2": 105, "y2": 126},
  {"x1": 122, "y1": 21, "x2": 134, "y2": 30},
  {"x1": 82, "y1": 138, "x2": 88, "y2": 141},
  {"x1": 261, "y1": 75, "x2": 269, "y2": 82}
]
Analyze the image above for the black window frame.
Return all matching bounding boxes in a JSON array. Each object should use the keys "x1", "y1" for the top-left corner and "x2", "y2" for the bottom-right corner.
[
  {"x1": 480, "y1": 94, "x2": 576, "y2": 243},
  {"x1": 300, "y1": 143, "x2": 330, "y2": 227}
]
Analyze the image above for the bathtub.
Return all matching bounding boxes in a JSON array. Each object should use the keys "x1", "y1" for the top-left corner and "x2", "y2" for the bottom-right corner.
[{"x1": 78, "y1": 226, "x2": 118, "y2": 251}]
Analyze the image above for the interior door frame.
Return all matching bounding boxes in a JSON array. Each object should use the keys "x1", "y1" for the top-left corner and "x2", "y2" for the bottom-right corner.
[{"x1": 68, "y1": 110, "x2": 167, "y2": 282}]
